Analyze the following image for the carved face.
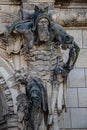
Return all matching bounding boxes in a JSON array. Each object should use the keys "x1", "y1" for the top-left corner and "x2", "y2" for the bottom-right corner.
[
  {"x1": 17, "y1": 94, "x2": 29, "y2": 122},
  {"x1": 15, "y1": 69, "x2": 28, "y2": 85},
  {"x1": 37, "y1": 18, "x2": 50, "y2": 42}
]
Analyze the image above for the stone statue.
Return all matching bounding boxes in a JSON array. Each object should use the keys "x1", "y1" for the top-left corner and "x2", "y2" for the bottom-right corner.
[
  {"x1": 16, "y1": 93, "x2": 29, "y2": 130},
  {"x1": 4, "y1": 5, "x2": 80, "y2": 130}
]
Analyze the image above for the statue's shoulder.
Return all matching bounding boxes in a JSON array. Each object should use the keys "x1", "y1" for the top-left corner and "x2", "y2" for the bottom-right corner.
[{"x1": 50, "y1": 22, "x2": 66, "y2": 34}]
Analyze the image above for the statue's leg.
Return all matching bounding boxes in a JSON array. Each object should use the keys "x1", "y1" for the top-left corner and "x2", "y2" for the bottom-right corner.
[
  {"x1": 51, "y1": 84, "x2": 58, "y2": 115},
  {"x1": 57, "y1": 83, "x2": 64, "y2": 113},
  {"x1": 46, "y1": 82, "x2": 52, "y2": 115},
  {"x1": 48, "y1": 83, "x2": 60, "y2": 130},
  {"x1": 52, "y1": 84, "x2": 60, "y2": 130},
  {"x1": 39, "y1": 115, "x2": 47, "y2": 130},
  {"x1": 47, "y1": 82, "x2": 53, "y2": 125}
]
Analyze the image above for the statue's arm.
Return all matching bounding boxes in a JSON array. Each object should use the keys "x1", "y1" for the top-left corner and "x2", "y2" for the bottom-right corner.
[
  {"x1": 62, "y1": 38, "x2": 80, "y2": 73},
  {"x1": 51, "y1": 22, "x2": 80, "y2": 73}
]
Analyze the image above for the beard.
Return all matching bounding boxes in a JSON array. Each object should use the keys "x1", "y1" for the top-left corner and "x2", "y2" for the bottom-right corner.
[{"x1": 37, "y1": 26, "x2": 50, "y2": 42}]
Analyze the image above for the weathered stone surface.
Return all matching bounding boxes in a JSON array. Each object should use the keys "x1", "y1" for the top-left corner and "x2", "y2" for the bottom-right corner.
[
  {"x1": 68, "y1": 69, "x2": 85, "y2": 87},
  {"x1": 66, "y1": 30, "x2": 82, "y2": 48},
  {"x1": 60, "y1": 129, "x2": 80, "y2": 130},
  {"x1": 7, "y1": 102, "x2": 13, "y2": 107},
  {"x1": 62, "y1": 49, "x2": 69, "y2": 64},
  {"x1": 7, "y1": 128, "x2": 18, "y2": 130},
  {"x1": 78, "y1": 88, "x2": 87, "y2": 107},
  {"x1": 56, "y1": 8, "x2": 87, "y2": 27},
  {"x1": 80, "y1": 129, "x2": 87, "y2": 130},
  {"x1": 0, "y1": 5, "x2": 20, "y2": 15},
  {"x1": 63, "y1": 109, "x2": 71, "y2": 128},
  {"x1": 85, "y1": 69, "x2": 87, "y2": 87},
  {"x1": 26, "y1": 0, "x2": 54, "y2": 2},
  {"x1": 83, "y1": 30, "x2": 87, "y2": 48},
  {"x1": 66, "y1": 88, "x2": 78, "y2": 107},
  {"x1": 7, "y1": 122, "x2": 17, "y2": 127},
  {"x1": 22, "y1": 3, "x2": 54, "y2": 10},
  {"x1": 4, "y1": 89, "x2": 10, "y2": 95},
  {"x1": 0, "y1": 0, "x2": 20, "y2": 5},
  {"x1": 13, "y1": 55, "x2": 21, "y2": 70},
  {"x1": 71, "y1": 108, "x2": 87, "y2": 128},
  {"x1": 59, "y1": 109, "x2": 71, "y2": 128},
  {"x1": 76, "y1": 49, "x2": 87, "y2": 67}
]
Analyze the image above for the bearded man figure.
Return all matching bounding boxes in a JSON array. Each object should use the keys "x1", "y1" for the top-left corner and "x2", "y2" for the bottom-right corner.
[
  {"x1": 4, "y1": 6, "x2": 80, "y2": 130},
  {"x1": 27, "y1": 11, "x2": 80, "y2": 130}
]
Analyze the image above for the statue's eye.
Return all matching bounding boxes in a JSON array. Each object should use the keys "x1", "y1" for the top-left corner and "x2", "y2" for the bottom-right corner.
[
  {"x1": 44, "y1": 21, "x2": 49, "y2": 24},
  {"x1": 38, "y1": 22, "x2": 42, "y2": 26}
]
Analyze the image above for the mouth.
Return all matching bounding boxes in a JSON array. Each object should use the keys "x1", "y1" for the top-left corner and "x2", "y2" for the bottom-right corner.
[
  {"x1": 38, "y1": 33, "x2": 50, "y2": 42},
  {"x1": 17, "y1": 78, "x2": 27, "y2": 85}
]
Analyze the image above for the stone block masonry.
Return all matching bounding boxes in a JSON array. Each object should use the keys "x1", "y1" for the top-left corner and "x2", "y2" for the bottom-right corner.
[{"x1": 60, "y1": 29, "x2": 87, "y2": 129}]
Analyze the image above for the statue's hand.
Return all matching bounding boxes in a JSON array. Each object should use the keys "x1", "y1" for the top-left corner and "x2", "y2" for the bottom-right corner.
[
  {"x1": 63, "y1": 63, "x2": 73, "y2": 73},
  {"x1": 53, "y1": 66, "x2": 68, "y2": 83},
  {"x1": 54, "y1": 66, "x2": 68, "y2": 77}
]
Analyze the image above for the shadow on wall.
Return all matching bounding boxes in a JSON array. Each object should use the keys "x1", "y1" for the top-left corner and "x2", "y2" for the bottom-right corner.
[{"x1": 55, "y1": 0, "x2": 72, "y2": 6}]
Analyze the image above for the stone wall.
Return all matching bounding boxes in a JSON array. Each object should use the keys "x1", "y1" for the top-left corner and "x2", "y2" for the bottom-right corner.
[
  {"x1": 0, "y1": 0, "x2": 87, "y2": 130},
  {"x1": 59, "y1": 28, "x2": 87, "y2": 130},
  {"x1": 54, "y1": 3, "x2": 87, "y2": 129}
]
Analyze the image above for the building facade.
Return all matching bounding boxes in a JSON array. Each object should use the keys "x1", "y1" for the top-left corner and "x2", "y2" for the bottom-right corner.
[{"x1": 0, "y1": 0, "x2": 87, "y2": 130}]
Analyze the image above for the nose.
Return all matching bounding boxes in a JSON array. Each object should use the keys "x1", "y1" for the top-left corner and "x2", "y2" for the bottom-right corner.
[{"x1": 43, "y1": 23, "x2": 48, "y2": 28}]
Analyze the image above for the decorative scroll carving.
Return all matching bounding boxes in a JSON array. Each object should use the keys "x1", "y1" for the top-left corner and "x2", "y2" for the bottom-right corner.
[
  {"x1": 2, "y1": 5, "x2": 80, "y2": 130},
  {"x1": 0, "y1": 85, "x2": 8, "y2": 121},
  {"x1": 0, "y1": 77, "x2": 14, "y2": 115},
  {"x1": 0, "y1": 76, "x2": 18, "y2": 130},
  {"x1": 0, "y1": 12, "x2": 22, "y2": 55}
]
